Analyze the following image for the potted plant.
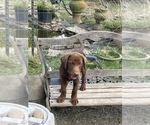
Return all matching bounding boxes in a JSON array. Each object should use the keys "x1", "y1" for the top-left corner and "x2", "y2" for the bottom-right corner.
[
  {"x1": 91, "y1": 46, "x2": 122, "y2": 61},
  {"x1": 50, "y1": 0, "x2": 61, "y2": 4},
  {"x1": 94, "y1": 6, "x2": 108, "y2": 24},
  {"x1": 87, "y1": 46, "x2": 122, "y2": 69},
  {"x1": 14, "y1": 0, "x2": 28, "y2": 23},
  {"x1": 37, "y1": 0, "x2": 55, "y2": 23},
  {"x1": 122, "y1": 46, "x2": 150, "y2": 69},
  {"x1": 102, "y1": 17, "x2": 122, "y2": 33}
]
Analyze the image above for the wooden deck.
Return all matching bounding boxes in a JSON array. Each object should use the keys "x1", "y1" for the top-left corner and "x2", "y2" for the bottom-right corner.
[
  {"x1": 49, "y1": 83, "x2": 150, "y2": 107},
  {"x1": 47, "y1": 69, "x2": 150, "y2": 107}
]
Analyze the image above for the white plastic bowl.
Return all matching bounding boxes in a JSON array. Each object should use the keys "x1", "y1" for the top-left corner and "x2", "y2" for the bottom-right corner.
[
  {"x1": 28, "y1": 102, "x2": 55, "y2": 125},
  {"x1": 0, "y1": 102, "x2": 28, "y2": 125}
]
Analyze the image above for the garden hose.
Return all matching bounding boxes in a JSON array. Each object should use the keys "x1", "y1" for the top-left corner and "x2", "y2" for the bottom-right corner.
[{"x1": 61, "y1": 0, "x2": 73, "y2": 16}]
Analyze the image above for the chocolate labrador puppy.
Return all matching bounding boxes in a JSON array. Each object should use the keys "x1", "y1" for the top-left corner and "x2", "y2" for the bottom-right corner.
[{"x1": 57, "y1": 42, "x2": 86, "y2": 105}]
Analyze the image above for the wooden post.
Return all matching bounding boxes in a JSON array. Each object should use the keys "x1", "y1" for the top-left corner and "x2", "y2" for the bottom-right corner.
[
  {"x1": 31, "y1": 0, "x2": 34, "y2": 56},
  {"x1": 5, "y1": 0, "x2": 9, "y2": 56}
]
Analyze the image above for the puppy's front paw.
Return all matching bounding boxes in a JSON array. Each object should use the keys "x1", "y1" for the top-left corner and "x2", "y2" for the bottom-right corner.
[
  {"x1": 80, "y1": 84, "x2": 86, "y2": 91},
  {"x1": 57, "y1": 96, "x2": 65, "y2": 103},
  {"x1": 71, "y1": 97, "x2": 78, "y2": 106}
]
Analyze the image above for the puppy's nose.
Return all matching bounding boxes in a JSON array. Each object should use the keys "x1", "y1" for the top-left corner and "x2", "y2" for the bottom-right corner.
[{"x1": 74, "y1": 73, "x2": 79, "y2": 77}]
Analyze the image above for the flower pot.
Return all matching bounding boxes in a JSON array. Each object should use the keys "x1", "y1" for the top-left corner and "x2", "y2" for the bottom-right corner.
[
  {"x1": 94, "y1": 8, "x2": 107, "y2": 24},
  {"x1": 37, "y1": 8, "x2": 55, "y2": 23},
  {"x1": 92, "y1": 46, "x2": 122, "y2": 61},
  {"x1": 122, "y1": 51, "x2": 150, "y2": 69},
  {"x1": 96, "y1": 52, "x2": 122, "y2": 61},
  {"x1": 50, "y1": 0, "x2": 61, "y2": 4},
  {"x1": 69, "y1": 0, "x2": 86, "y2": 23},
  {"x1": 15, "y1": 8, "x2": 28, "y2": 23},
  {"x1": 91, "y1": 46, "x2": 122, "y2": 69}
]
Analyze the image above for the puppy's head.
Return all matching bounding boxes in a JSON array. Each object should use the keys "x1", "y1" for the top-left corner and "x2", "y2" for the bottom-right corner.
[{"x1": 60, "y1": 52, "x2": 86, "y2": 80}]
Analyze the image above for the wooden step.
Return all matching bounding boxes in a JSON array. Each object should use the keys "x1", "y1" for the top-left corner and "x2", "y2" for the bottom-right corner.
[{"x1": 49, "y1": 83, "x2": 150, "y2": 107}]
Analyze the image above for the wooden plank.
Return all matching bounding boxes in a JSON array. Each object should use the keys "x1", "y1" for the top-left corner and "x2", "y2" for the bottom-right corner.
[
  {"x1": 51, "y1": 87, "x2": 150, "y2": 93},
  {"x1": 49, "y1": 82, "x2": 150, "y2": 106},
  {"x1": 122, "y1": 69, "x2": 150, "y2": 77},
  {"x1": 51, "y1": 92, "x2": 150, "y2": 99},
  {"x1": 38, "y1": 31, "x2": 122, "y2": 47},
  {"x1": 122, "y1": 93, "x2": 150, "y2": 98},
  {"x1": 50, "y1": 98, "x2": 150, "y2": 107},
  {"x1": 122, "y1": 98, "x2": 150, "y2": 105},
  {"x1": 47, "y1": 69, "x2": 122, "y2": 78},
  {"x1": 15, "y1": 38, "x2": 28, "y2": 49},
  {"x1": 50, "y1": 98, "x2": 122, "y2": 107},
  {"x1": 122, "y1": 31, "x2": 150, "y2": 41},
  {"x1": 50, "y1": 83, "x2": 123, "y2": 89},
  {"x1": 65, "y1": 25, "x2": 87, "y2": 34},
  {"x1": 51, "y1": 93, "x2": 122, "y2": 99},
  {"x1": 47, "y1": 69, "x2": 150, "y2": 78},
  {"x1": 122, "y1": 83, "x2": 150, "y2": 88},
  {"x1": 51, "y1": 88, "x2": 122, "y2": 93},
  {"x1": 122, "y1": 88, "x2": 150, "y2": 92},
  {"x1": 50, "y1": 83, "x2": 150, "y2": 89}
]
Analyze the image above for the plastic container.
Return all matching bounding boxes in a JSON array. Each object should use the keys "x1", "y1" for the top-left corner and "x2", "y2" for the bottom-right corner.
[
  {"x1": 37, "y1": 9, "x2": 55, "y2": 23},
  {"x1": 0, "y1": 102, "x2": 28, "y2": 125},
  {"x1": 15, "y1": 8, "x2": 28, "y2": 23},
  {"x1": 28, "y1": 75, "x2": 46, "y2": 106},
  {"x1": 29, "y1": 102, "x2": 55, "y2": 125},
  {"x1": 0, "y1": 75, "x2": 28, "y2": 106},
  {"x1": 50, "y1": 0, "x2": 61, "y2": 4}
]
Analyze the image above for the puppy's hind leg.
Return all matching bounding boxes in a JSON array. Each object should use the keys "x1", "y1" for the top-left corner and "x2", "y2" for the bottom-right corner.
[{"x1": 80, "y1": 69, "x2": 86, "y2": 91}]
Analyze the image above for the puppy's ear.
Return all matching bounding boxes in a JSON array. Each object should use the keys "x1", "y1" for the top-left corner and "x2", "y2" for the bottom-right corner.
[{"x1": 60, "y1": 54, "x2": 70, "y2": 69}]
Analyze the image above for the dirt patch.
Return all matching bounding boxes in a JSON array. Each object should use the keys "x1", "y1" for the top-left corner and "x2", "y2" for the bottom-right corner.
[
  {"x1": 51, "y1": 106, "x2": 122, "y2": 125},
  {"x1": 51, "y1": 105, "x2": 150, "y2": 125}
]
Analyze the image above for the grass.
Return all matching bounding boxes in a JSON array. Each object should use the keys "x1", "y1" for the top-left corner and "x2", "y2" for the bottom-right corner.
[
  {"x1": 89, "y1": 46, "x2": 121, "y2": 69},
  {"x1": 91, "y1": 46, "x2": 121, "y2": 59},
  {"x1": 122, "y1": 46, "x2": 145, "y2": 59},
  {"x1": 45, "y1": 54, "x2": 61, "y2": 71},
  {"x1": 122, "y1": 46, "x2": 150, "y2": 69},
  {"x1": 0, "y1": 55, "x2": 21, "y2": 75},
  {"x1": 45, "y1": 55, "x2": 122, "y2": 70},
  {"x1": 122, "y1": 1, "x2": 150, "y2": 29},
  {"x1": 28, "y1": 54, "x2": 42, "y2": 75},
  {"x1": 43, "y1": 46, "x2": 122, "y2": 71}
]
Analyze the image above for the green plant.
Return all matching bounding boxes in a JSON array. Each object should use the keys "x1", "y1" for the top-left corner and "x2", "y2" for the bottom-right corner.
[
  {"x1": 122, "y1": 46, "x2": 149, "y2": 69},
  {"x1": 46, "y1": 54, "x2": 61, "y2": 71},
  {"x1": 14, "y1": 0, "x2": 28, "y2": 9},
  {"x1": 102, "y1": 18, "x2": 122, "y2": 30},
  {"x1": 91, "y1": 46, "x2": 121, "y2": 59},
  {"x1": 122, "y1": 1, "x2": 150, "y2": 29},
  {"x1": 89, "y1": 46, "x2": 121, "y2": 69},
  {"x1": 100, "y1": 60, "x2": 121, "y2": 69},
  {"x1": 0, "y1": 55, "x2": 21, "y2": 75},
  {"x1": 28, "y1": 55, "x2": 42, "y2": 75},
  {"x1": 122, "y1": 46, "x2": 145, "y2": 59},
  {"x1": 37, "y1": 0, "x2": 53, "y2": 9}
]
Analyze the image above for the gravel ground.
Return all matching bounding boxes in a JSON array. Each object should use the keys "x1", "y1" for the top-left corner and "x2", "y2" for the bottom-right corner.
[{"x1": 51, "y1": 105, "x2": 150, "y2": 125}]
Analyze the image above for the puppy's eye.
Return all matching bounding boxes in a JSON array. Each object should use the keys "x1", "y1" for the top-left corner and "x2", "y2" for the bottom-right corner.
[
  {"x1": 69, "y1": 61, "x2": 74, "y2": 65},
  {"x1": 78, "y1": 63, "x2": 81, "y2": 65},
  {"x1": 78, "y1": 62, "x2": 82, "y2": 65}
]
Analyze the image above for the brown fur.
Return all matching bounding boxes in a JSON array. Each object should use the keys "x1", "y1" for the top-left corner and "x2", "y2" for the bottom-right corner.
[{"x1": 57, "y1": 52, "x2": 87, "y2": 105}]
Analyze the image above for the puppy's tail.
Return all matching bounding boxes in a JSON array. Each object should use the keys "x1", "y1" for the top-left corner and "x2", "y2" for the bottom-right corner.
[
  {"x1": 73, "y1": 39, "x2": 84, "y2": 54},
  {"x1": 78, "y1": 39, "x2": 84, "y2": 53}
]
